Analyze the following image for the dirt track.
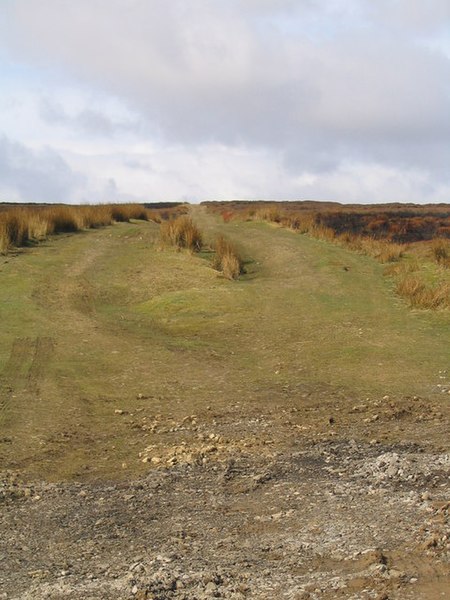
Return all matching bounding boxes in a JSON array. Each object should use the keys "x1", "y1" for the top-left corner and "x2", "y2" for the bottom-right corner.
[
  {"x1": 1, "y1": 424, "x2": 449, "y2": 599},
  {"x1": 0, "y1": 215, "x2": 449, "y2": 598}
]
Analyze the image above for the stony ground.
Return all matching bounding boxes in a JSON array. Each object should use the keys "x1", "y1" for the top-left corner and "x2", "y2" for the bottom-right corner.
[{"x1": 1, "y1": 403, "x2": 449, "y2": 600}]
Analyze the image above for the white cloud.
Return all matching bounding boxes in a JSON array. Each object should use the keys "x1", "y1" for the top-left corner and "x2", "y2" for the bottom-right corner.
[{"x1": 0, "y1": 1, "x2": 449, "y2": 203}]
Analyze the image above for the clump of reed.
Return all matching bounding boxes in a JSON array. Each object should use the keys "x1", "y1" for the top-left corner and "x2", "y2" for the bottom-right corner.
[
  {"x1": 110, "y1": 203, "x2": 149, "y2": 222},
  {"x1": 395, "y1": 276, "x2": 450, "y2": 310},
  {"x1": 212, "y1": 235, "x2": 244, "y2": 280},
  {"x1": 431, "y1": 239, "x2": 450, "y2": 268},
  {"x1": 0, "y1": 208, "x2": 55, "y2": 252},
  {"x1": 0, "y1": 203, "x2": 151, "y2": 254},
  {"x1": 159, "y1": 216, "x2": 203, "y2": 252},
  {"x1": 359, "y1": 238, "x2": 406, "y2": 263}
]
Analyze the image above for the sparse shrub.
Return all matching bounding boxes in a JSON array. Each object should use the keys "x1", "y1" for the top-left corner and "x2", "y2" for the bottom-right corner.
[
  {"x1": 212, "y1": 235, "x2": 244, "y2": 280},
  {"x1": 160, "y1": 216, "x2": 202, "y2": 252}
]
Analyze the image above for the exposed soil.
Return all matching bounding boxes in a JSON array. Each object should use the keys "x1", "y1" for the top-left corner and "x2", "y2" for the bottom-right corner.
[{"x1": 1, "y1": 414, "x2": 449, "y2": 599}]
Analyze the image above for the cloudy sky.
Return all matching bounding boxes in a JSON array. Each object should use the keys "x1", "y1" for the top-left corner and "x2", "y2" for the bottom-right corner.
[{"x1": 0, "y1": 0, "x2": 449, "y2": 204}]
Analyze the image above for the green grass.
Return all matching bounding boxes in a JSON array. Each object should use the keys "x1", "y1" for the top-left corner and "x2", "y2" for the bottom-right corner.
[{"x1": 0, "y1": 210, "x2": 449, "y2": 482}]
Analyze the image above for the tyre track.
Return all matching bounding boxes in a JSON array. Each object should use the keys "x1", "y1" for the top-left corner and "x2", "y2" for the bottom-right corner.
[
  {"x1": 0, "y1": 337, "x2": 55, "y2": 423},
  {"x1": 27, "y1": 337, "x2": 55, "y2": 395},
  {"x1": 0, "y1": 338, "x2": 34, "y2": 422}
]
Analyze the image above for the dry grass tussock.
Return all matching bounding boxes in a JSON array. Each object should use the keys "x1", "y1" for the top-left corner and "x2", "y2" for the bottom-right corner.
[
  {"x1": 159, "y1": 216, "x2": 202, "y2": 252},
  {"x1": 395, "y1": 276, "x2": 450, "y2": 310},
  {"x1": 0, "y1": 203, "x2": 150, "y2": 253},
  {"x1": 212, "y1": 235, "x2": 244, "y2": 280},
  {"x1": 356, "y1": 238, "x2": 406, "y2": 263},
  {"x1": 431, "y1": 239, "x2": 450, "y2": 268}
]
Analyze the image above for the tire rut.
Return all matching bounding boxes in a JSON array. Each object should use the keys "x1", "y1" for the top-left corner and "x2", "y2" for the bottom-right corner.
[
  {"x1": 0, "y1": 338, "x2": 34, "y2": 421},
  {"x1": 27, "y1": 337, "x2": 55, "y2": 395},
  {"x1": 0, "y1": 337, "x2": 55, "y2": 423}
]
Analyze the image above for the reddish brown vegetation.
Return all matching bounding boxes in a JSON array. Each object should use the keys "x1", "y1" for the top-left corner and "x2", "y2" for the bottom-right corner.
[
  {"x1": 204, "y1": 200, "x2": 450, "y2": 309},
  {"x1": 205, "y1": 200, "x2": 450, "y2": 243}
]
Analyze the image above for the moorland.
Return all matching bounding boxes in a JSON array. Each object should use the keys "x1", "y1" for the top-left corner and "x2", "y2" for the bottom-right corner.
[{"x1": 0, "y1": 200, "x2": 449, "y2": 599}]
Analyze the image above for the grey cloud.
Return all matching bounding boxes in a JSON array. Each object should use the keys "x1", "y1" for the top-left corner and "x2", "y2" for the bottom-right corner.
[
  {"x1": 372, "y1": 0, "x2": 450, "y2": 32},
  {"x1": 0, "y1": 135, "x2": 86, "y2": 202},
  {"x1": 123, "y1": 158, "x2": 153, "y2": 171},
  {"x1": 39, "y1": 99, "x2": 142, "y2": 137},
  {"x1": 3, "y1": 0, "x2": 450, "y2": 200}
]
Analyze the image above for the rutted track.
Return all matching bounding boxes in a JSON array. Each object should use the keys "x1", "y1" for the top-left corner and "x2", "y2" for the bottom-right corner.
[{"x1": 0, "y1": 216, "x2": 449, "y2": 598}]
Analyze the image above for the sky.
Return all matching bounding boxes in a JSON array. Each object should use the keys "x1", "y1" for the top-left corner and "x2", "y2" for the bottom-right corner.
[{"x1": 0, "y1": 0, "x2": 449, "y2": 205}]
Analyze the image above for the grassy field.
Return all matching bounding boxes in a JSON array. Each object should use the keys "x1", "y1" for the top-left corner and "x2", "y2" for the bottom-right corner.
[{"x1": 1, "y1": 207, "x2": 449, "y2": 481}]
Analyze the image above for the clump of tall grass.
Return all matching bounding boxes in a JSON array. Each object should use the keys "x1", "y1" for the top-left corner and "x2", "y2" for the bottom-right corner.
[
  {"x1": 384, "y1": 258, "x2": 419, "y2": 278},
  {"x1": 0, "y1": 203, "x2": 152, "y2": 254},
  {"x1": 255, "y1": 206, "x2": 282, "y2": 223},
  {"x1": 360, "y1": 239, "x2": 405, "y2": 263},
  {"x1": 110, "y1": 203, "x2": 149, "y2": 222},
  {"x1": 395, "y1": 276, "x2": 450, "y2": 309},
  {"x1": 212, "y1": 235, "x2": 244, "y2": 280},
  {"x1": 47, "y1": 207, "x2": 82, "y2": 233},
  {"x1": 431, "y1": 239, "x2": 449, "y2": 268},
  {"x1": 79, "y1": 205, "x2": 113, "y2": 229},
  {"x1": 160, "y1": 216, "x2": 202, "y2": 252}
]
